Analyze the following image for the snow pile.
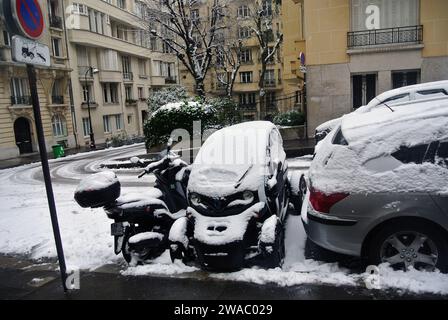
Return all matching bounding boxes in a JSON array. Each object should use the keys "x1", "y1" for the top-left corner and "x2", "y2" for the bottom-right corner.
[
  {"x1": 169, "y1": 217, "x2": 189, "y2": 248},
  {"x1": 121, "y1": 251, "x2": 198, "y2": 276},
  {"x1": 128, "y1": 232, "x2": 164, "y2": 244},
  {"x1": 259, "y1": 215, "x2": 277, "y2": 244},
  {"x1": 310, "y1": 100, "x2": 448, "y2": 195},
  {"x1": 189, "y1": 202, "x2": 265, "y2": 245},
  {"x1": 75, "y1": 171, "x2": 118, "y2": 193}
]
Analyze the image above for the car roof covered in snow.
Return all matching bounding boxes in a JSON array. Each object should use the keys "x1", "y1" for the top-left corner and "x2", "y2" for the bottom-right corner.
[
  {"x1": 188, "y1": 121, "x2": 279, "y2": 197},
  {"x1": 310, "y1": 99, "x2": 448, "y2": 195}
]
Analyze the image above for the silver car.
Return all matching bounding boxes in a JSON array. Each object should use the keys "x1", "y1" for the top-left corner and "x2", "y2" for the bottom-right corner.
[{"x1": 302, "y1": 99, "x2": 448, "y2": 272}]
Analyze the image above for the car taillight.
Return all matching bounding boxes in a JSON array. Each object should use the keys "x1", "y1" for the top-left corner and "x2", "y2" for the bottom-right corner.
[{"x1": 309, "y1": 188, "x2": 348, "y2": 213}]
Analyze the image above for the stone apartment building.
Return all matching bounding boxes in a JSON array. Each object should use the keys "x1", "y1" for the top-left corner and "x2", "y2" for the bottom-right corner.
[
  {"x1": 304, "y1": 0, "x2": 448, "y2": 137},
  {"x1": 0, "y1": 0, "x2": 179, "y2": 160},
  {"x1": 179, "y1": 0, "x2": 306, "y2": 120},
  {"x1": 0, "y1": 0, "x2": 74, "y2": 160},
  {"x1": 65, "y1": 0, "x2": 179, "y2": 148}
]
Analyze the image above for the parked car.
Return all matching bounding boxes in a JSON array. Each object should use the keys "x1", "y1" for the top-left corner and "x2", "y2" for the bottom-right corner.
[
  {"x1": 315, "y1": 80, "x2": 448, "y2": 143},
  {"x1": 169, "y1": 121, "x2": 290, "y2": 270},
  {"x1": 303, "y1": 99, "x2": 448, "y2": 273}
]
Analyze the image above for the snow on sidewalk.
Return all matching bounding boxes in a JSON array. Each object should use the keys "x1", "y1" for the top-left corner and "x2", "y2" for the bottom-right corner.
[{"x1": 0, "y1": 154, "x2": 447, "y2": 295}]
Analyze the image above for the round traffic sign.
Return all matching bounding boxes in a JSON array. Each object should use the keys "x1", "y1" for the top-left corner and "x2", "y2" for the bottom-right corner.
[{"x1": 12, "y1": 0, "x2": 44, "y2": 39}]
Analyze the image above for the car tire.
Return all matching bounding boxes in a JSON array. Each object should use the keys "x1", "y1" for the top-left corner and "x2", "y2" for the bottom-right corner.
[
  {"x1": 261, "y1": 220, "x2": 285, "y2": 269},
  {"x1": 367, "y1": 220, "x2": 448, "y2": 273}
]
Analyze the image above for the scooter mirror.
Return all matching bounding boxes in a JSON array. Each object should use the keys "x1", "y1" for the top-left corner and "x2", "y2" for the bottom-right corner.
[{"x1": 130, "y1": 157, "x2": 140, "y2": 164}]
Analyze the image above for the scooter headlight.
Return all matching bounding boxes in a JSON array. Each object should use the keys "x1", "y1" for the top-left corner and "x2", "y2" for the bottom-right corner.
[{"x1": 190, "y1": 193, "x2": 201, "y2": 206}]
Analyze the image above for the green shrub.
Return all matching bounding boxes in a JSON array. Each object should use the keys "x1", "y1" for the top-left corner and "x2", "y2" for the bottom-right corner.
[
  {"x1": 273, "y1": 111, "x2": 305, "y2": 127},
  {"x1": 144, "y1": 98, "x2": 241, "y2": 149}
]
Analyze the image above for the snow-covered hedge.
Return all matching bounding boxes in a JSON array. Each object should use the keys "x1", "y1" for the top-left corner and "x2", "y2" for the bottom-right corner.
[
  {"x1": 148, "y1": 86, "x2": 188, "y2": 112},
  {"x1": 144, "y1": 98, "x2": 240, "y2": 148},
  {"x1": 273, "y1": 111, "x2": 305, "y2": 127}
]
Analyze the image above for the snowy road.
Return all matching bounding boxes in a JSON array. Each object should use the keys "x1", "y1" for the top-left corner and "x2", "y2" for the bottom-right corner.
[{"x1": 0, "y1": 144, "x2": 447, "y2": 296}]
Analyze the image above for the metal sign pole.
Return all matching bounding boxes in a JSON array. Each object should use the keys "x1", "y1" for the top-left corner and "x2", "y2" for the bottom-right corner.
[{"x1": 27, "y1": 64, "x2": 68, "y2": 292}]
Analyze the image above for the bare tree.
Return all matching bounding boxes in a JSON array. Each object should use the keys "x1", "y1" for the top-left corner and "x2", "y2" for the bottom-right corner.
[
  {"x1": 143, "y1": 0, "x2": 226, "y2": 98},
  {"x1": 249, "y1": 0, "x2": 283, "y2": 117},
  {"x1": 214, "y1": 35, "x2": 244, "y2": 98}
]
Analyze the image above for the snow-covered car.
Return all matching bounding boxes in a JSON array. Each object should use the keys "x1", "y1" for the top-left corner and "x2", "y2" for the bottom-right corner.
[
  {"x1": 315, "y1": 80, "x2": 448, "y2": 143},
  {"x1": 303, "y1": 99, "x2": 448, "y2": 272},
  {"x1": 169, "y1": 121, "x2": 290, "y2": 270}
]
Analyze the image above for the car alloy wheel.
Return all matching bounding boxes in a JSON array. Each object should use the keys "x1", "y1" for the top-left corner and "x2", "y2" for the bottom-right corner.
[{"x1": 380, "y1": 231, "x2": 438, "y2": 271}]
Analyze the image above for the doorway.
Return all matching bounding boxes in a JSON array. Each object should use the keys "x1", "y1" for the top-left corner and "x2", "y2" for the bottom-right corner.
[{"x1": 14, "y1": 117, "x2": 33, "y2": 154}]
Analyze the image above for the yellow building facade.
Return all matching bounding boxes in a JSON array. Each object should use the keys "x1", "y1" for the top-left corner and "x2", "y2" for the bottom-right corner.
[
  {"x1": 179, "y1": 0, "x2": 306, "y2": 120},
  {"x1": 304, "y1": 0, "x2": 448, "y2": 136}
]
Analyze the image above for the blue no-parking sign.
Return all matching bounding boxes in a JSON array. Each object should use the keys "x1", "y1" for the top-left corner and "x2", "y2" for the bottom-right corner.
[{"x1": 10, "y1": 0, "x2": 45, "y2": 39}]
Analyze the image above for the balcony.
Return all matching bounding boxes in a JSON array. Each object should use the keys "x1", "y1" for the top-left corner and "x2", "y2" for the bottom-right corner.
[
  {"x1": 123, "y1": 72, "x2": 134, "y2": 82},
  {"x1": 165, "y1": 76, "x2": 177, "y2": 84},
  {"x1": 347, "y1": 25, "x2": 423, "y2": 48},
  {"x1": 49, "y1": 16, "x2": 63, "y2": 29},
  {"x1": 51, "y1": 96, "x2": 64, "y2": 104},
  {"x1": 11, "y1": 96, "x2": 31, "y2": 105},
  {"x1": 264, "y1": 79, "x2": 277, "y2": 87},
  {"x1": 239, "y1": 104, "x2": 257, "y2": 112}
]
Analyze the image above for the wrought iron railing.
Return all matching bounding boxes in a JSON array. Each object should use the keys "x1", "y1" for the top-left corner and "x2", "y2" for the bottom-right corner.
[
  {"x1": 165, "y1": 76, "x2": 177, "y2": 84},
  {"x1": 49, "y1": 15, "x2": 63, "y2": 29},
  {"x1": 123, "y1": 72, "x2": 134, "y2": 81},
  {"x1": 347, "y1": 25, "x2": 423, "y2": 48},
  {"x1": 11, "y1": 95, "x2": 31, "y2": 105},
  {"x1": 52, "y1": 95, "x2": 64, "y2": 104}
]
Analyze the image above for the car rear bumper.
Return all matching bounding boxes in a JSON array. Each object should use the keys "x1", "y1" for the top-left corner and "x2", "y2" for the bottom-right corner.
[{"x1": 302, "y1": 207, "x2": 363, "y2": 257}]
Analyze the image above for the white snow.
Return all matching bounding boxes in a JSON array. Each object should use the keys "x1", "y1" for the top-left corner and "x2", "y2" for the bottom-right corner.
[
  {"x1": 75, "y1": 171, "x2": 118, "y2": 193},
  {"x1": 168, "y1": 216, "x2": 189, "y2": 248},
  {"x1": 259, "y1": 215, "x2": 277, "y2": 244},
  {"x1": 128, "y1": 232, "x2": 164, "y2": 244},
  {"x1": 0, "y1": 143, "x2": 447, "y2": 295},
  {"x1": 189, "y1": 202, "x2": 265, "y2": 246},
  {"x1": 310, "y1": 100, "x2": 448, "y2": 195},
  {"x1": 189, "y1": 121, "x2": 281, "y2": 197}
]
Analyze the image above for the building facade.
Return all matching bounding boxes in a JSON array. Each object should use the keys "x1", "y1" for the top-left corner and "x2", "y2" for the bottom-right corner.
[
  {"x1": 0, "y1": 0, "x2": 74, "y2": 160},
  {"x1": 304, "y1": 0, "x2": 448, "y2": 137},
  {"x1": 178, "y1": 0, "x2": 306, "y2": 120},
  {"x1": 65, "y1": 0, "x2": 179, "y2": 148}
]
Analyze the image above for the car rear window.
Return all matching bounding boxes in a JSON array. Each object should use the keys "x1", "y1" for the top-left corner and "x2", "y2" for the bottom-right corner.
[{"x1": 392, "y1": 140, "x2": 448, "y2": 168}]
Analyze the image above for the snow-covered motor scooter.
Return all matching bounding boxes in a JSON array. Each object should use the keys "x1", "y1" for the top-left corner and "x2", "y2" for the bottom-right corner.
[{"x1": 74, "y1": 142, "x2": 190, "y2": 265}]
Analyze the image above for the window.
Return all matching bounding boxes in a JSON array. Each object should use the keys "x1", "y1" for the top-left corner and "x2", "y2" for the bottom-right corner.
[
  {"x1": 52, "y1": 37, "x2": 62, "y2": 57},
  {"x1": 191, "y1": 9, "x2": 200, "y2": 22},
  {"x1": 10, "y1": 78, "x2": 30, "y2": 105},
  {"x1": 51, "y1": 80, "x2": 64, "y2": 104},
  {"x1": 392, "y1": 70, "x2": 420, "y2": 89},
  {"x1": 138, "y1": 59, "x2": 147, "y2": 76},
  {"x1": 239, "y1": 93, "x2": 256, "y2": 106},
  {"x1": 127, "y1": 114, "x2": 133, "y2": 125},
  {"x1": 240, "y1": 49, "x2": 252, "y2": 63},
  {"x1": 265, "y1": 92, "x2": 277, "y2": 109},
  {"x1": 117, "y1": 0, "x2": 126, "y2": 9},
  {"x1": 82, "y1": 117, "x2": 91, "y2": 137},
  {"x1": 265, "y1": 69, "x2": 275, "y2": 86},
  {"x1": 103, "y1": 83, "x2": 119, "y2": 103},
  {"x1": 240, "y1": 71, "x2": 253, "y2": 83},
  {"x1": 100, "y1": 50, "x2": 119, "y2": 71},
  {"x1": 3, "y1": 30, "x2": 10, "y2": 46},
  {"x1": 77, "y1": 46, "x2": 89, "y2": 66},
  {"x1": 103, "y1": 115, "x2": 111, "y2": 133},
  {"x1": 238, "y1": 27, "x2": 251, "y2": 39},
  {"x1": 138, "y1": 87, "x2": 144, "y2": 100},
  {"x1": 115, "y1": 114, "x2": 123, "y2": 130},
  {"x1": 52, "y1": 115, "x2": 67, "y2": 137},
  {"x1": 381, "y1": 93, "x2": 410, "y2": 105},
  {"x1": 237, "y1": 5, "x2": 250, "y2": 18},
  {"x1": 352, "y1": 74, "x2": 376, "y2": 109},
  {"x1": 392, "y1": 140, "x2": 448, "y2": 168},
  {"x1": 262, "y1": 0, "x2": 273, "y2": 16},
  {"x1": 266, "y1": 46, "x2": 276, "y2": 63},
  {"x1": 71, "y1": 3, "x2": 88, "y2": 15},
  {"x1": 125, "y1": 85, "x2": 133, "y2": 100},
  {"x1": 82, "y1": 84, "x2": 93, "y2": 103}
]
